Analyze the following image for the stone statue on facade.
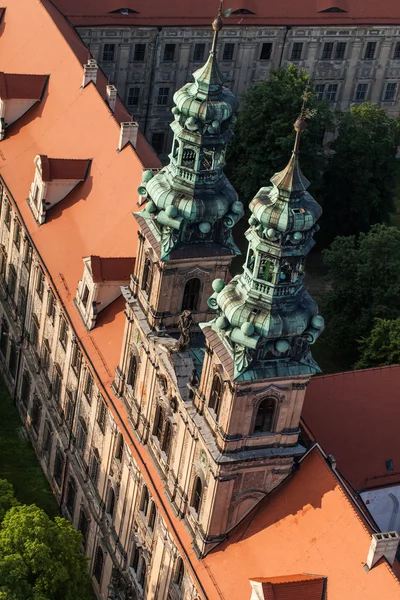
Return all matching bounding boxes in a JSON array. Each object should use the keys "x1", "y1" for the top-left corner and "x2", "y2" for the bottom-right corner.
[{"x1": 178, "y1": 310, "x2": 193, "y2": 351}]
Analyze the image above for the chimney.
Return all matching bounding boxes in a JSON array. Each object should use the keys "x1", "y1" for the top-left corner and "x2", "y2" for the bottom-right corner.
[
  {"x1": 82, "y1": 59, "x2": 98, "y2": 87},
  {"x1": 106, "y1": 85, "x2": 117, "y2": 111},
  {"x1": 366, "y1": 532, "x2": 400, "y2": 570},
  {"x1": 118, "y1": 121, "x2": 139, "y2": 151}
]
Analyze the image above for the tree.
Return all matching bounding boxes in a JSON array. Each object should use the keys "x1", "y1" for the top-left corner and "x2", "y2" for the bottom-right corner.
[
  {"x1": 0, "y1": 504, "x2": 93, "y2": 600},
  {"x1": 355, "y1": 317, "x2": 400, "y2": 369},
  {"x1": 225, "y1": 64, "x2": 332, "y2": 204},
  {"x1": 320, "y1": 102, "x2": 400, "y2": 246},
  {"x1": 0, "y1": 479, "x2": 19, "y2": 523},
  {"x1": 320, "y1": 224, "x2": 400, "y2": 368}
]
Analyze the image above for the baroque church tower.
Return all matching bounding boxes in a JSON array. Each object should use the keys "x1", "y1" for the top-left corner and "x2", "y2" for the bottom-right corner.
[{"x1": 115, "y1": 8, "x2": 324, "y2": 558}]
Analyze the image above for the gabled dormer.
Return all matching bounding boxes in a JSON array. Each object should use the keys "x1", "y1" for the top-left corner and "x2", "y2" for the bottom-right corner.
[
  {"x1": 27, "y1": 154, "x2": 91, "y2": 224},
  {"x1": 76, "y1": 256, "x2": 135, "y2": 330},
  {"x1": 0, "y1": 72, "x2": 48, "y2": 139}
]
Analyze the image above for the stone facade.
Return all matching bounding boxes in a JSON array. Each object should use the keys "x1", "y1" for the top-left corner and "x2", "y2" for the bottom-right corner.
[
  {"x1": 0, "y1": 180, "x2": 199, "y2": 600},
  {"x1": 78, "y1": 24, "x2": 400, "y2": 157}
]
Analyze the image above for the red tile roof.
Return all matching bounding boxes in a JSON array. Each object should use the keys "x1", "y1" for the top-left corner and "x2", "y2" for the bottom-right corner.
[
  {"x1": 302, "y1": 365, "x2": 400, "y2": 491},
  {"x1": 51, "y1": 0, "x2": 400, "y2": 27},
  {"x1": 203, "y1": 447, "x2": 400, "y2": 600},
  {"x1": 0, "y1": 72, "x2": 48, "y2": 100},
  {"x1": 252, "y1": 574, "x2": 326, "y2": 600},
  {"x1": 89, "y1": 256, "x2": 134, "y2": 282},
  {"x1": 39, "y1": 156, "x2": 90, "y2": 181},
  {"x1": 1, "y1": 2, "x2": 400, "y2": 599}
]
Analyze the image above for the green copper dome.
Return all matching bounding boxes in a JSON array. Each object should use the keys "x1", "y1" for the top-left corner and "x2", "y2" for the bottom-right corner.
[
  {"x1": 201, "y1": 117, "x2": 324, "y2": 380},
  {"x1": 134, "y1": 11, "x2": 243, "y2": 260}
]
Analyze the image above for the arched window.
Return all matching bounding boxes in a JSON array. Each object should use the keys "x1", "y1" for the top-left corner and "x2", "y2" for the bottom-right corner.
[
  {"x1": 140, "y1": 485, "x2": 149, "y2": 515},
  {"x1": 181, "y1": 148, "x2": 196, "y2": 169},
  {"x1": 162, "y1": 420, "x2": 172, "y2": 458},
  {"x1": 127, "y1": 354, "x2": 138, "y2": 388},
  {"x1": 173, "y1": 139, "x2": 179, "y2": 159},
  {"x1": 174, "y1": 557, "x2": 185, "y2": 589},
  {"x1": 208, "y1": 374, "x2": 223, "y2": 418},
  {"x1": 93, "y1": 545, "x2": 104, "y2": 584},
  {"x1": 181, "y1": 278, "x2": 201, "y2": 311},
  {"x1": 148, "y1": 501, "x2": 156, "y2": 531},
  {"x1": 153, "y1": 405, "x2": 164, "y2": 442},
  {"x1": 106, "y1": 485, "x2": 116, "y2": 520},
  {"x1": 114, "y1": 432, "x2": 124, "y2": 461},
  {"x1": 191, "y1": 477, "x2": 203, "y2": 514},
  {"x1": 141, "y1": 258, "x2": 153, "y2": 297},
  {"x1": 138, "y1": 560, "x2": 147, "y2": 588},
  {"x1": 253, "y1": 398, "x2": 276, "y2": 434},
  {"x1": 130, "y1": 545, "x2": 140, "y2": 572}
]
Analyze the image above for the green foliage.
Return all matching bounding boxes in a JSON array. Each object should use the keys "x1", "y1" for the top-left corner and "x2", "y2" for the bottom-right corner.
[
  {"x1": 320, "y1": 102, "x2": 400, "y2": 246},
  {"x1": 355, "y1": 317, "x2": 400, "y2": 369},
  {"x1": 0, "y1": 504, "x2": 93, "y2": 600},
  {"x1": 0, "y1": 479, "x2": 19, "y2": 523},
  {"x1": 225, "y1": 64, "x2": 332, "y2": 204},
  {"x1": 320, "y1": 224, "x2": 400, "y2": 368}
]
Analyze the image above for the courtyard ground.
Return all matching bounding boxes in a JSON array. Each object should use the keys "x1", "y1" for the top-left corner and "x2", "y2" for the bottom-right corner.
[{"x1": 0, "y1": 377, "x2": 59, "y2": 517}]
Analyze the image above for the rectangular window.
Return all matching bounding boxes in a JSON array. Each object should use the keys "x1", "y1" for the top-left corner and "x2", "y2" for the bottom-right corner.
[
  {"x1": 41, "y1": 339, "x2": 51, "y2": 376},
  {"x1": 31, "y1": 396, "x2": 42, "y2": 435},
  {"x1": 53, "y1": 447, "x2": 65, "y2": 487},
  {"x1": 291, "y1": 42, "x2": 303, "y2": 61},
  {"x1": 7, "y1": 264, "x2": 17, "y2": 300},
  {"x1": 23, "y1": 241, "x2": 31, "y2": 268},
  {"x1": 0, "y1": 318, "x2": 8, "y2": 356},
  {"x1": 84, "y1": 371, "x2": 93, "y2": 403},
  {"x1": 335, "y1": 42, "x2": 347, "y2": 59},
  {"x1": 102, "y1": 43, "x2": 115, "y2": 62},
  {"x1": 151, "y1": 132, "x2": 165, "y2": 154},
  {"x1": 355, "y1": 83, "x2": 368, "y2": 101},
  {"x1": 315, "y1": 84, "x2": 325, "y2": 101},
  {"x1": 76, "y1": 419, "x2": 87, "y2": 456},
  {"x1": 59, "y1": 316, "x2": 68, "y2": 349},
  {"x1": 163, "y1": 43, "x2": 176, "y2": 62},
  {"x1": 36, "y1": 268, "x2": 45, "y2": 300},
  {"x1": 66, "y1": 478, "x2": 76, "y2": 516},
  {"x1": 4, "y1": 201, "x2": 11, "y2": 230},
  {"x1": 81, "y1": 285, "x2": 89, "y2": 308},
  {"x1": 193, "y1": 43, "x2": 205, "y2": 62},
  {"x1": 20, "y1": 370, "x2": 31, "y2": 408},
  {"x1": 97, "y1": 397, "x2": 107, "y2": 434},
  {"x1": 90, "y1": 450, "x2": 100, "y2": 485},
  {"x1": 364, "y1": 41, "x2": 377, "y2": 60},
  {"x1": 71, "y1": 344, "x2": 81, "y2": 373},
  {"x1": 384, "y1": 82, "x2": 397, "y2": 101},
  {"x1": 322, "y1": 42, "x2": 334, "y2": 60},
  {"x1": 222, "y1": 43, "x2": 235, "y2": 61},
  {"x1": 65, "y1": 389, "x2": 75, "y2": 426},
  {"x1": 157, "y1": 87, "x2": 169, "y2": 106},
  {"x1": 53, "y1": 365, "x2": 62, "y2": 404},
  {"x1": 0, "y1": 245, "x2": 7, "y2": 280},
  {"x1": 17, "y1": 286, "x2": 26, "y2": 322},
  {"x1": 78, "y1": 509, "x2": 90, "y2": 551},
  {"x1": 127, "y1": 87, "x2": 140, "y2": 107},
  {"x1": 43, "y1": 421, "x2": 52, "y2": 459},
  {"x1": 9, "y1": 339, "x2": 18, "y2": 379},
  {"x1": 30, "y1": 315, "x2": 39, "y2": 351},
  {"x1": 394, "y1": 42, "x2": 400, "y2": 59},
  {"x1": 260, "y1": 43, "x2": 272, "y2": 60},
  {"x1": 133, "y1": 43, "x2": 146, "y2": 61},
  {"x1": 326, "y1": 83, "x2": 338, "y2": 102},
  {"x1": 13, "y1": 220, "x2": 21, "y2": 250},
  {"x1": 47, "y1": 292, "x2": 56, "y2": 321}
]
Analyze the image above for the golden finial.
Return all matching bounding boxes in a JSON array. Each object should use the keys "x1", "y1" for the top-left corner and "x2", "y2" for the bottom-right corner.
[{"x1": 211, "y1": 0, "x2": 232, "y2": 52}]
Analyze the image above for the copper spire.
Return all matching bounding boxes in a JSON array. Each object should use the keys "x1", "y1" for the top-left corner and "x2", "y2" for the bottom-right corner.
[
  {"x1": 211, "y1": 0, "x2": 224, "y2": 53},
  {"x1": 270, "y1": 88, "x2": 311, "y2": 193}
]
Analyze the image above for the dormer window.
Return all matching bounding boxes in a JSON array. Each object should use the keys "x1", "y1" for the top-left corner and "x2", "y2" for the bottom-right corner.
[
  {"x1": 76, "y1": 256, "x2": 134, "y2": 330},
  {"x1": 28, "y1": 155, "x2": 91, "y2": 225},
  {"x1": 0, "y1": 72, "x2": 48, "y2": 140}
]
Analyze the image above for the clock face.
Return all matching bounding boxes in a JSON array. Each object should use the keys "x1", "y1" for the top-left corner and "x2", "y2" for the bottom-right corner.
[{"x1": 201, "y1": 150, "x2": 214, "y2": 171}]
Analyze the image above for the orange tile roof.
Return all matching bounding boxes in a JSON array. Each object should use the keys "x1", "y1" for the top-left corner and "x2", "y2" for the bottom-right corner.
[
  {"x1": 203, "y1": 447, "x2": 400, "y2": 600},
  {"x1": 89, "y1": 256, "x2": 135, "y2": 282},
  {"x1": 302, "y1": 366, "x2": 400, "y2": 491},
  {"x1": 39, "y1": 156, "x2": 90, "y2": 181},
  {"x1": 51, "y1": 0, "x2": 400, "y2": 27},
  {"x1": 1, "y1": 3, "x2": 399, "y2": 600},
  {"x1": 252, "y1": 574, "x2": 326, "y2": 600},
  {"x1": 0, "y1": 72, "x2": 48, "y2": 100}
]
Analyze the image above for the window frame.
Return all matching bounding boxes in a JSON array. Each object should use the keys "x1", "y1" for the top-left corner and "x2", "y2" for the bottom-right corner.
[
  {"x1": 191, "y1": 476, "x2": 203, "y2": 515},
  {"x1": 260, "y1": 42, "x2": 272, "y2": 60},
  {"x1": 102, "y1": 43, "x2": 116, "y2": 62},
  {"x1": 321, "y1": 42, "x2": 334, "y2": 60},
  {"x1": 193, "y1": 43, "x2": 205, "y2": 62},
  {"x1": 384, "y1": 82, "x2": 398, "y2": 102},
  {"x1": 151, "y1": 132, "x2": 165, "y2": 155},
  {"x1": 355, "y1": 82, "x2": 368, "y2": 101},
  {"x1": 222, "y1": 42, "x2": 235, "y2": 61},
  {"x1": 127, "y1": 86, "x2": 140, "y2": 107},
  {"x1": 163, "y1": 43, "x2": 176, "y2": 62},
  {"x1": 253, "y1": 397, "x2": 276, "y2": 434},
  {"x1": 364, "y1": 41, "x2": 377, "y2": 60},
  {"x1": 291, "y1": 42, "x2": 303, "y2": 61},
  {"x1": 157, "y1": 87, "x2": 170, "y2": 106},
  {"x1": 133, "y1": 43, "x2": 146, "y2": 62}
]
